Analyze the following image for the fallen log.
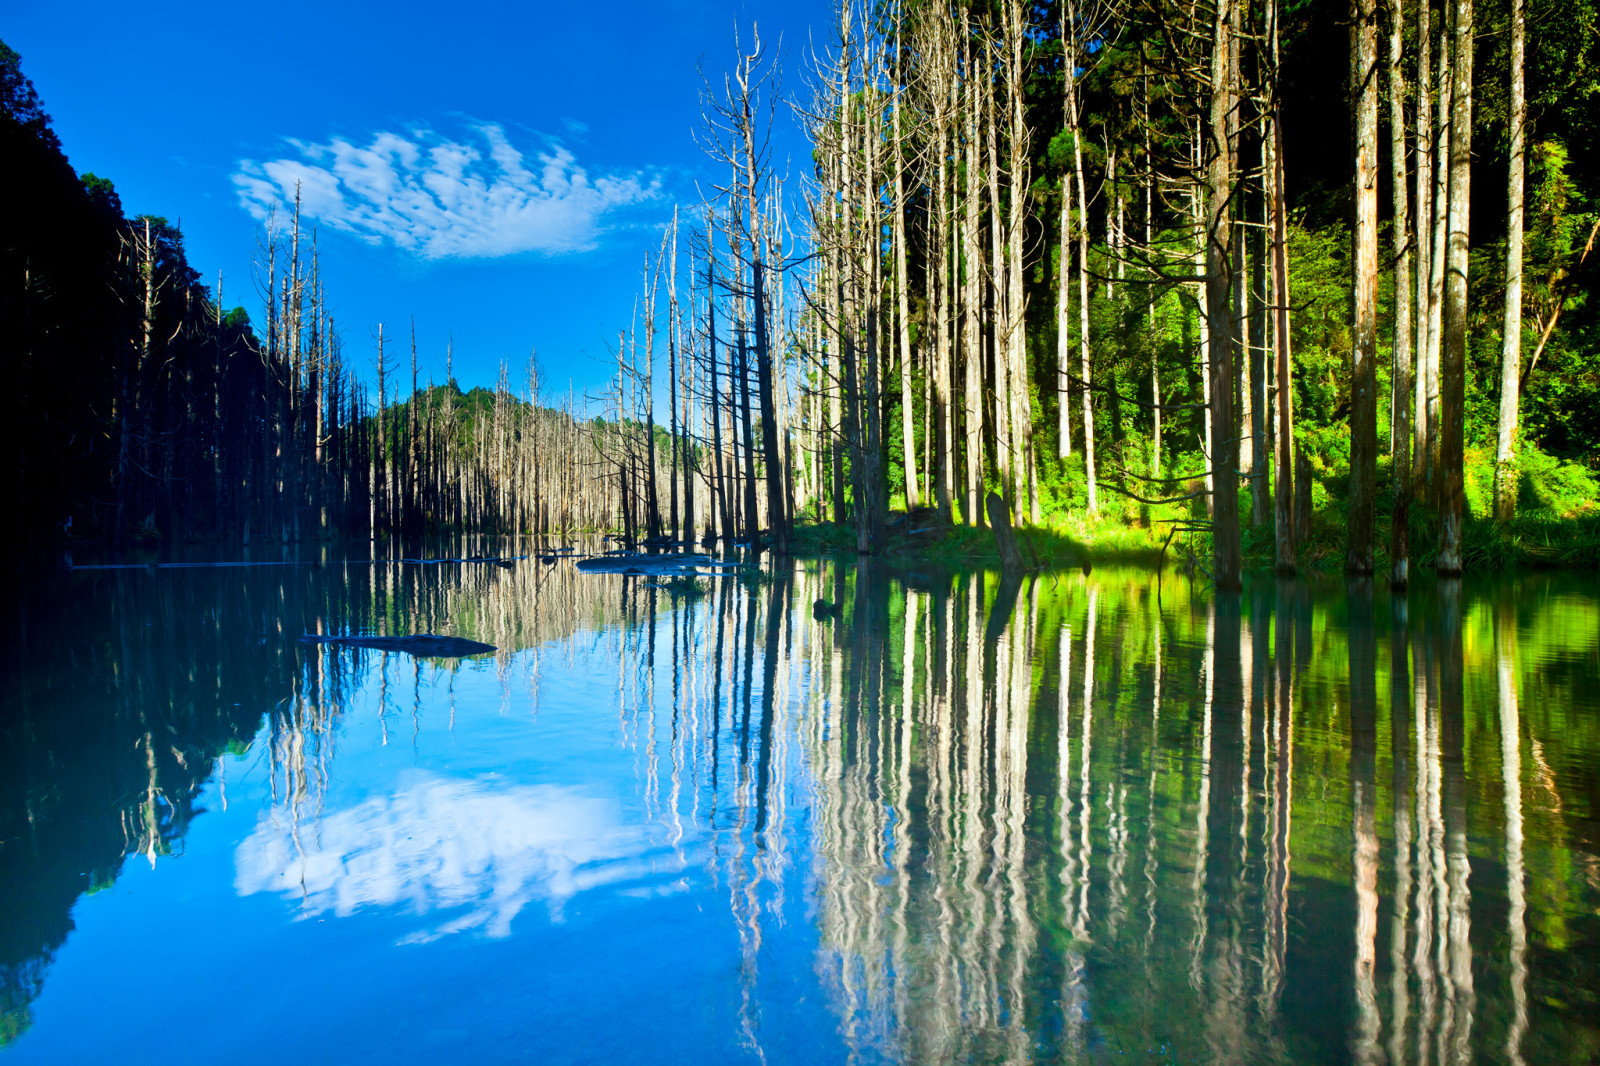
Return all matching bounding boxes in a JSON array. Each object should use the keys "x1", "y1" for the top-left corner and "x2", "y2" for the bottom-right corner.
[
  {"x1": 575, "y1": 552, "x2": 714, "y2": 574},
  {"x1": 299, "y1": 633, "x2": 497, "y2": 657}
]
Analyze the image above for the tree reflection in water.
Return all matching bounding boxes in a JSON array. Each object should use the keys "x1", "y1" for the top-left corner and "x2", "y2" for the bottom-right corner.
[{"x1": 2, "y1": 552, "x2": 1598, "y2": 1062}]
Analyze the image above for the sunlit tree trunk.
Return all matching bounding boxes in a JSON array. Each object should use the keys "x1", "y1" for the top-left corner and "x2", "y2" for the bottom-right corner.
[
  {"x1": 893, "y1": 36, "x2": 920, "y2": 512},
  {"x1": 1389, "y1": 0, "x2": 1413, "y2": 587},
  {"x1": 931, "y1": 24, "x2": 955, "y2": 521},
  {"x1": 1004, "y1": 0, "x2": 1035, "y2": 523},
  {"x1": 1437, "y1": 0, "x2": 1474, "y2": 573},
  {"x1": 1068, "y1": 0, "x2": 1098, "y2": 515},
  {"x1": 1424, "y1": 20, "x2": 1452, "y2": 495},
  {"x1": 963, "y1": 43, "x2": 986, "y2": 527},
  {"x1": 1057, "y1": 170, "x2": 1073, "y2": 462},
  {"x1": 1412, "y1": 0, "x2": 1434, "y2": 492},
  {"x1": 1493, "y1": 0, "x2": 1525, "y2": 522},
  {"x1": 1347, "y1": 0, "x2": 1380, "y2": 575},
  {"x1": 1206, "y1": 0, "x2": 1242, "y2": 588}
]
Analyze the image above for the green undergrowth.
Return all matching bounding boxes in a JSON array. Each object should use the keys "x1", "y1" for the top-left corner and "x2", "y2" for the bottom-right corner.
[
  {"x1": 793, "y1": 444, "x2": 1600, "y2": 574},
  {"x1": 793, "y1": 516, "x2": 1171, "y2": 570}
]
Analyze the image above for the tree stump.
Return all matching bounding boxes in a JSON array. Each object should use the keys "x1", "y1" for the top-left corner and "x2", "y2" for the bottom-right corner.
[{"x1": 985, "y1": 492, "x2": 1025, "y2": 572}]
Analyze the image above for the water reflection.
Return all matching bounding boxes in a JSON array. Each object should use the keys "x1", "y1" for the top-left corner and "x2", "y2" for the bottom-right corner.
[
  {"x1": 3, "y1": 554, "x2": 1599, "y2": 1062},
  {"x1": 235, "y1": 774, "x2": 649, "y2": 938}
]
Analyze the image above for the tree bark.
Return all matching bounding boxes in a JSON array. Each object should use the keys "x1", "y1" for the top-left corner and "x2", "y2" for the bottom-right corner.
[
  {"x1": 1424, "y1": 20, "x2": 1452, "y2": 495},
  {"x1": 1389, "y1": 0, "x2": 1414, "y2": 587},
  {"x1": 1270, "y1": 98, "x2": 1296, "y2": 572},
  {"x1": 1068, "y1": 0, "x2": 1098, "y2": 515},
  {"x1": 893, "y1": 40, "x2": 920, "y2": 512},
  {"x1": 1493, "y1": 0, "x2": 1525, "y2": 522},
  {"x1": 1347, "y1": 0, "x2": 1380, "y2": 575},
  {"x1": 1437, "y1": 0, "x2": 1474, "y2": 573},
  {"x1": 1206, "y1": 0, "x2": 1242, "y2": 589},
  {"x1": 1412, "y1": 0, "x2": 1434, "y2": 492},
  {"x1": 985, "y1": 491, "x2": 1025, "y2": 572},
  {"x1": 963, "y1": 46, "x2": 986, "y2": 527}
]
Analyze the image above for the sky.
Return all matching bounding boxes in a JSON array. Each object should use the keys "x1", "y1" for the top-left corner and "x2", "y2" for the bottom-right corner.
[{"x1": 5, "y1": 0, "x2": 826, "y2": 403}]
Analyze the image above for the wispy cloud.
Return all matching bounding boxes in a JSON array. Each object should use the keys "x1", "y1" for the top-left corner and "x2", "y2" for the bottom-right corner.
[{"x1": 234, "y1": 124, "x2": 658, "y2": 259}]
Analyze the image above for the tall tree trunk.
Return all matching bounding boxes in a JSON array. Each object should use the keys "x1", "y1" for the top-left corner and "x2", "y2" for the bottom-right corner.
[
  {"x1": 375, "y1": 324, "x2": 387, "y2": 540},
  {"x1": 1005, "y1": 0, "x2": 1035, "y2": 523},
  {"x1": 857, "y1": 84, "x2": 886, "y2": 555},
  {"x1": 1269, "y1": 89, "x2": 1296, "y2": 573},
  {"x1": 1057, "y1": 171, "x2": 1073, "y2": 461},
  {"x1": 986, "y1": 61, "x2": 1012, "y2": 502},
  {"x1": 1389, "y1": 0, "x2": 1414, "y2": 587},
  {"x1": 893, "y1": 43, "x2": 920, "y2": 512},
  {"x1": 1425, "y1": 21, "x2": 1453, "y2": 495},
  {"x1": 1493, "y1": 0, "x2": 1525, "y2": 522},
  {"x1": 645, "y1": 270, "x2": 661, "y2": 542},
  {"x1": 1068, "y1": 0, "x2": 1098, "y2": 515},
  {"x1": 1412, "y1": 0, "x2": 1434, "y2": 491},
  {"x1": 1437, "y1": 0, "x2": 1474, "y2": 573},
  {"x1": 1207, "y1": 0, "x2": 1242, "y2": 588},
  {"x1": 1146, "y1": 88, "x2": 1161, "y2": 478},
  {"x1": 1249, "y1": 151, "x2": 1269, "y2": 529},
  {"x1": 668, "y1": 214, "x2": 680, "y2": 542},
  {"x1": 1348, "y1": 0, "x2": 1380, "y2": 574},
  {"x1": 963, "y1": 50, "x2": 986, "y2": 527},
  {"x1": 932, "y1": 40, "x2": 955, "y2": 521}
]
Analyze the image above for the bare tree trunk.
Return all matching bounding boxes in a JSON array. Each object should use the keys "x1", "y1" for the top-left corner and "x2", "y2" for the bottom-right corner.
[
  {"x1": 1425, "y1": 20, "x2": 1453, "y2": 495},
  {"x1": 1069, "y1": 1, "x2": 1098, "y2": 516},
  {"x1": 857, "y1": 75, "x2": 886, "y2": 554},
  {"x1": 1413, "y1": 0, "x2": 1434, "y2": 491},
  {"x1": 1249, "y1": 167, "x2": 1269, "y2": 530},
  {"x1": 1207, "y1": 0, "x2": 1242, "y2": 588},
  {"x1": 1348, "y1": 0, "x2": 1380, "y2": 574},
  {"x1": 1389, "y1": 0, "x2": 1414, "y2": 586},
  {"x1": 1005, "y1": 0, "x2": 1035, "y2": 523},
  {"x1": 932, "y1": 32, "x2": 956, "y2": 521},
  {"x1": 707, "y1": 256, "x2": 731, "y2": 542},
  {"x1": 739, "y1": 330, "x2": 759, "y2": 546},
  {"x1": 963, "y1": 46, "x2": 986, "y2": 527},
  {"x1": 668, "y1": 213, "x2": 680, "y2": 542},
  {"x1": 644, "y1": 265, "x2": 661, "y2": 542},
  {"x1": 1269, "y1": 86, "x2": 1296, "y2": 573},
  {"x1": 1437, "y1": 0, "x2": 1473, "y2": 573},
  {"x1": 1493, "y1": 0, "x2": 1525, "y2": 522},
  {"x1": 375, "y1": 323, "x2": 387, "y2": 539},
  {"x1": 1057, "y1": 168, "x2": 1073, "y2": 461},
  {"x1": 1146, "y1": 92, "x2": 1160, "y2": 478},
  {"x1": 893, "y1": 38, "x2": 920, "y2": 511},
  {"x1": 934, "y1": 52, "x2": 953, "y2": 518},
  {"x1": 986, "y1": 59, "x2": 1011, "y2": 502}
]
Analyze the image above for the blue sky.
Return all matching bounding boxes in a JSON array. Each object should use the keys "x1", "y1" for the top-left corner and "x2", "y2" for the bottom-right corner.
[{"x1": 6, "y1": 0, "x2": 823, "y2": 402}]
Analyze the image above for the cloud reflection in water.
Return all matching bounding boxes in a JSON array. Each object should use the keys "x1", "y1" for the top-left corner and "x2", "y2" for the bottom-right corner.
[{"x1": 234, "y1": 773, "x2": 653, "y2": 940}]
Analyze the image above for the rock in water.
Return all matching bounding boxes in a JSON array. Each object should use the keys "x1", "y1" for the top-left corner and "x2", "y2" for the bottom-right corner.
[{"x1": 299, "y1": 634, "x2": 497, "y2": 658}]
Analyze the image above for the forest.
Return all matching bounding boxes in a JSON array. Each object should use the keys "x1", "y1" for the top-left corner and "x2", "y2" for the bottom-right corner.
[{"x1": 3, "y1": 0, "x2": 1598, "y2": 580}]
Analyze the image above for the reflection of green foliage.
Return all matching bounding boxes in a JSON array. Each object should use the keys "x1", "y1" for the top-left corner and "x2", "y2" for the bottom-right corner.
[
  {"x1": 0, "y1": 1006, "x2": 32, "y2": 1047},
  {"x1": 657, "y1": 575, "x2": 708, "y2": 598}
]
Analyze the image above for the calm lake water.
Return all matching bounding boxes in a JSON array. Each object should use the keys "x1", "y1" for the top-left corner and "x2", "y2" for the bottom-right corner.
[{"x1": 2, "y1": 550, "x2": 1597, "y2": 1064}]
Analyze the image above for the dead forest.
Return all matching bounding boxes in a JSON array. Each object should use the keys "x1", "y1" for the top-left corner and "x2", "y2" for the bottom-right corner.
[{"x1": 5, "y1": 0, "x2": 1596, "y2": 578}]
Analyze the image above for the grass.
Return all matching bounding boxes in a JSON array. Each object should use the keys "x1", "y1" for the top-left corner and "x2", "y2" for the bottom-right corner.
[
  {"x1": 793, "y1": 497, "x2": 1600, "y2": 575},
  {"x1": 792, "y1": 514, "x2": 1172, "y2": 570}
]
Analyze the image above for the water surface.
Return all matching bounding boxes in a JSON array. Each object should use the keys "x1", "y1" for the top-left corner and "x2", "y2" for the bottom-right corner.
[{"x1": 2, "y1": 554, "x2": 1597, "y2": 1063}]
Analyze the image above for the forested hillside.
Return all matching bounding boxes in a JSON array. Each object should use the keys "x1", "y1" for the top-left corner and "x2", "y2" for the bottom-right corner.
[
  {"x1": 3, "y1": 0, "x2": 1598, "y2": 572},
  {"x1": 0, "y1": 42, "x2": 627, "y2": 546}
]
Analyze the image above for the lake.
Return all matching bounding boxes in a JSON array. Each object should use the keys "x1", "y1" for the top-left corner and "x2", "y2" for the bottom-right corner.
[{"x1": 2, "y1": 550, "x2": 1597, "y2": 1063}]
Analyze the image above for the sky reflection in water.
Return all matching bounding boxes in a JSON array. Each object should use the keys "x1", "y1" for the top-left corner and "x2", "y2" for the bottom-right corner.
[{"x1": 1, "y1": 552, "x2": 1597, "y2": 1064}]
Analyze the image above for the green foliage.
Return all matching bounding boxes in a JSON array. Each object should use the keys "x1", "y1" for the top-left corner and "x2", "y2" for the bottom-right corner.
[
  {"x1": 1516, "y1": 443, "x2": 1600, "y2": 518},
  {"x1": 0, "y1": 39, "x2": 58, "y2": 151}
]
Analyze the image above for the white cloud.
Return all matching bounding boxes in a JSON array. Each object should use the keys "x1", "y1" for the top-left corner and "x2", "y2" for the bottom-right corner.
[{"x1": 234, "y1": 124, "x2": 657, "y2": 259}]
